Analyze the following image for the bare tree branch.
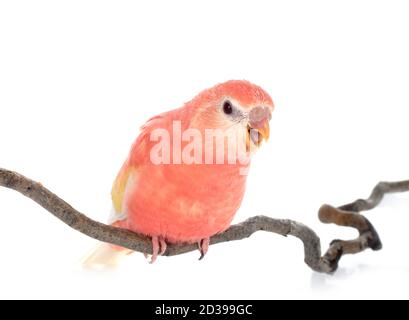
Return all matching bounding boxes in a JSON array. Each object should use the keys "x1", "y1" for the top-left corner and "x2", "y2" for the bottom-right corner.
[{"x1": 1, "y1": 167, "x2": 408, "y2": 273}]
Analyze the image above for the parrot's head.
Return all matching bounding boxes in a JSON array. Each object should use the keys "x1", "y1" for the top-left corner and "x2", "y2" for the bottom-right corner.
[{"x1": 190, "y1": 80, "x2": 274, "y2": 154}]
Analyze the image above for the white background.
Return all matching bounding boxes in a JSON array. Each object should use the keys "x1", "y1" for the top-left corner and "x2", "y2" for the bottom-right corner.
[{"x1": 1, "y1": 1, "x2": 409, "y2": 300}]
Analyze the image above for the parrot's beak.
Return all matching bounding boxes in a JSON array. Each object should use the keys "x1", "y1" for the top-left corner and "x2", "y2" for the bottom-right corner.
[
  {"x1": 246, "y1": 120, "x2": 270, "y2": 149},
  {"x1": 246, "y1": 106, "x2": 271, "y2": 151}
]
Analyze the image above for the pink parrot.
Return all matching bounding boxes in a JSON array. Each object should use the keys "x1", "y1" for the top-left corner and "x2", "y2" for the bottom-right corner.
[{"x1": 85, "y1": 80, "x2": 274, "y2": 266}]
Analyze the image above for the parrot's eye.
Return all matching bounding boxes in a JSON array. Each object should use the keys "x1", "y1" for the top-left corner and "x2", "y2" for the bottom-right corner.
[{"x1": 223, "y1": 101, "x2": 233, "y2": 115}]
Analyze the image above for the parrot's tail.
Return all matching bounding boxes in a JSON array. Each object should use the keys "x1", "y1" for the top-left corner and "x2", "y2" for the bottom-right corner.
[{"x1": 82, "y1": 243, "x2": 131, "y2": 269}]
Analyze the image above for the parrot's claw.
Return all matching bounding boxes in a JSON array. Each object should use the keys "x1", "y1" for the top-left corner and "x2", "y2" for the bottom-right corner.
[
  {"x1": 159, "y1": 237, "x2": 167, "y2": 256},
  {"x1": 198, "y1": 238, "x2": 210, "y2": 260},
  {"x1": 147, "y1": 236, "x2": 167, "y2": 264}
]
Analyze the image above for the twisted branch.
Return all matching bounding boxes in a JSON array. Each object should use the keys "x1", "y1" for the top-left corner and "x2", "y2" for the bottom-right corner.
[{"x1": 1, "y1": 167, "x2": 408, "y2": 273}]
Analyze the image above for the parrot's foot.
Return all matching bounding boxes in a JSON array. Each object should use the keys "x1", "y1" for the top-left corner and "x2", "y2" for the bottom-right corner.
[
  {"x1": 147, "y1": 236, "x2": 167, "y2": 264},
  {"x1": 198, "y1": 238, "x2": 210, "y2": 260}
]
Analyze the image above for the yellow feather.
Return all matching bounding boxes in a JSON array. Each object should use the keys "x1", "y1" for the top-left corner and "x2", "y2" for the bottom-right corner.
[{"x1": 111, "y1": 163, "x2": 133, "y2": 214}]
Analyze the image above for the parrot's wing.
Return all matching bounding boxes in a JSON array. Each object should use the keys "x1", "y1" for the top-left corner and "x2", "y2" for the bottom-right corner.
[
  {"x1": 129, "y1": 107, "x2": 189, "y2": 167},
  {"x1": 86, "y1": 108, "x2": 189, "y2": 268},
  {"x1": 111, "y1": 107, "x2": 186, "y2": 220}
]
